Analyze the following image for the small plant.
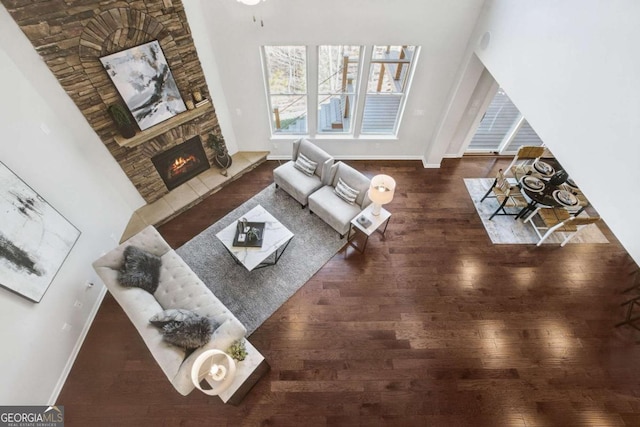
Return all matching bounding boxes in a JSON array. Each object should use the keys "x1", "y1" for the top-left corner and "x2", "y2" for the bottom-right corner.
[
  {"x1": 207, "y1": 133, "x2": 227, "y2": 156},
  {"x1": 207, "y1": 132, "x2": 233, "y2": 172},
  {"x1": 107, "y1": 103, "x2": 136, "y2": 138},
  {"x1": 227, "y1": 339, "x2": 247, "y2": 361}
]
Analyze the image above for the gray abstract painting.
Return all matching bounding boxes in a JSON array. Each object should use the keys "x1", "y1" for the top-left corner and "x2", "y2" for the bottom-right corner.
[
  {"x1": 100, "y1": 40, "x2": 187, "y2": 131},
  {"x1": 0, "y1": 162, "x2": 80, "y2": 302}
]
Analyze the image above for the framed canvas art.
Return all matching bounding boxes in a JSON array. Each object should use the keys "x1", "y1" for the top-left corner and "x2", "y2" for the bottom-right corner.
[
  {"x1": 0, "y1": 162, "x2": 81, "y2": 302},
  {"x1": 100, "y1": 40, "x2": 187, "y2": 131}
]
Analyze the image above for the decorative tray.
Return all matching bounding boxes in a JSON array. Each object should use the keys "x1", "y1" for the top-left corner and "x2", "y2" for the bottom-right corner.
[
  {"x1": 356, "y1": 215, "x2": 372, "y2": 228},
  {"x1": 553, "y1": 189, "x2": 578, "y2": 207},
  {"x1": 232, "y1": 221, "x2": 265, "y2": 247}
]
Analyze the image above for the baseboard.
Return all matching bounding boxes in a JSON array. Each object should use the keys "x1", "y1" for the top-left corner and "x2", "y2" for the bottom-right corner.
[{"x1": 48, "y1": 285, "x2": 107, "y2": 405}]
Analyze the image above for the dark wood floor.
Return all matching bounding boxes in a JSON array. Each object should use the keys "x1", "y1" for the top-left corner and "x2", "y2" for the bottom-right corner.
[{"x1": 59, "y1": 158, "x2": 640, "y2": 426}]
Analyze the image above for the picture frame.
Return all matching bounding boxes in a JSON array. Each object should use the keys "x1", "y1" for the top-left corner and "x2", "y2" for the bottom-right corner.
[
  {"x1": 0, "y1": 162, "x2": 81, "y2": 302},
  {"x1": 100, "y1": 40, "x2": 187, "y2": 131}
]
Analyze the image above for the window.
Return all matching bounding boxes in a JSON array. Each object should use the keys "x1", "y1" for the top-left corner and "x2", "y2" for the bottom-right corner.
[
  {"x1": 262, "y1": 44, "x2": 418, "y2": 138},
  {"x1": 263, "y1": 46, "x2": 307, "y2": 134},
  {"x1": 467, "y1": 88, "x2": 543, "y2": 154},
  {"x1": 361, "y1": 45, "x2": 417, "y2": 135},
  {"x1": 317, "y1": 45, "x2": 362, "y2": 134}
]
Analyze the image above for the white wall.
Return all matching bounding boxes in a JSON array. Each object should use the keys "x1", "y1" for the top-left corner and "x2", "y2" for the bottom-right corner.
[
  {"x1": 184, "y1": 0, "x2": 485, "y2": 164},
  {"x1": 0, "y1": 6, "x2": 143, "y2": 404},
  {"x1": 468, "y1": 0, "x2": 640, "y2": 262}
]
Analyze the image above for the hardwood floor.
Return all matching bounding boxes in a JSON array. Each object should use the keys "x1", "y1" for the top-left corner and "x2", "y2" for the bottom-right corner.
[{"x1": 59, "y1": 158, "x2": 640, "y2": 426}]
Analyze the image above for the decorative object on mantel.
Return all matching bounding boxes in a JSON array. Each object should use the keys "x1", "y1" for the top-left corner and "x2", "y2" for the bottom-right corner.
[
  {"x1": 107, "y1": 103, "x2": 137, "y2": 139},
  {"x1": 207, "y1": 133, "x2": 233, "y2": 176},
  {"x1": 113, "y1": 100, "x2": 212, "y2": 148},
  {"x1": 100, "y1": 40, "x2": 187, "y2": 131},
  {"x1": 0, "y1": 161, "x2": 81, "y2": 302},
  {"x1": 227, "y1": 339, "x2": 248, "y2": 362},
  {"x1": 193, "y1": 90, "x2": 203, "y2": 103}
]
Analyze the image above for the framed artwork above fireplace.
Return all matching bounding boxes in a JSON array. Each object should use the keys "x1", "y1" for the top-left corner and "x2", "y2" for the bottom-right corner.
[{"x1": 100, "y1": 40, "x2": 187, "y2": 131}]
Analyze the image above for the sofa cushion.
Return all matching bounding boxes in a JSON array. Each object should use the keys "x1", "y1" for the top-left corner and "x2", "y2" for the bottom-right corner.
[
  {"x1": 296, "y1": 138, "x2": 332, "y2": 178},
  {"x1": 334, "y1": 177, "x2": 359, "y2": 204},
  {"x1": 293, "y1": 152, "x2": 318, "y2": 176},
  {"x1": 160, "y1": 315, "x2": 214, "y2": 350},
  {"x1": 118, "y1": 246, "x2": 162, "y2": 293},
  {"x1": 309, "y1": 185, "x2": 363, "y2": 235},
  {"x1": 155, "y1": 251, "x2": 236, "y2": 325},
  {"x1": 329, "y1": 162, "x2": 372, "y2": 208}
]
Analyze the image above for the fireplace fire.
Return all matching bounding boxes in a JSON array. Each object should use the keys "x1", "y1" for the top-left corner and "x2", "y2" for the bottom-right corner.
[{"x1": 151, "y1": 136, "x2": 210, "y2": 190}]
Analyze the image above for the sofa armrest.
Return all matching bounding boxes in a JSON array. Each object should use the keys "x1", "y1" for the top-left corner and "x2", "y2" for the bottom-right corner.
[
  {"x1": 171, "y1": 317, "x2": 247, "y2": 396},
  {"x1": 93, "y1": 225, "x2": 172, "y2": 270}
]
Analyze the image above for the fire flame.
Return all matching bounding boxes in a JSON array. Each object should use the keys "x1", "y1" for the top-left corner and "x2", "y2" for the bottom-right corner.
[{"x1": 168, "y1": 154, "x2": 198, "y2": 179}]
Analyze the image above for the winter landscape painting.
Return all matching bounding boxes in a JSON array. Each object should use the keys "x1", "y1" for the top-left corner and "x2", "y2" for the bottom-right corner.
[
  {"x1": 0, "y1": 162, "x2": 80, "y2": 302},
  {"x1": 100, "y1": 40, "x2": 187, "y2": 130}
]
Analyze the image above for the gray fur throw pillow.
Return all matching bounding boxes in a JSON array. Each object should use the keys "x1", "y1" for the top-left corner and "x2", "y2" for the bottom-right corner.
[
  {"x1": 118, "y1": 246, "x2": 162, "y2": 294},
  {"x1": 161, "y1": 315, "x2": 214, "y2": 349}
]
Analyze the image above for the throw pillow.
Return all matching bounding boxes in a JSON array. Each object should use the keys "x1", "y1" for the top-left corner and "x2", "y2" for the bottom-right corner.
[
  {"x1": 161, "y1": 316, "x2": 214, "y2": 350},
  {"x1": 149, "y1": 308, "x2": 199, "y2": 328},
  {"x1": 334, "y1": 178, "x2": 359, "y2": 205},
  {"x1": 118, "y1": 246, "x2": 162, "y2": 294},
  {"x1": 293, "y1": 152, "x2": 318, "y2": 176}
]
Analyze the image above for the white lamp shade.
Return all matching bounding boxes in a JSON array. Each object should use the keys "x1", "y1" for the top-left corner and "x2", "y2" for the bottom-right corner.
[
  {"x1": 368, "y1": 174, "x2": 396, "y2": 206},
  {"x1": 191, "y1": 349, "x2": 237, "y2": 395}
]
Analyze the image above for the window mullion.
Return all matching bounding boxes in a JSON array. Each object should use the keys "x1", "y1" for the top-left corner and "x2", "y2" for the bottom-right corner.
[
  {"x1": 307, "y1": 45, "x2": 318, "y2": 137},
  {"x1": 352, "y1": 46, "x2": 370, "y2": 139}
]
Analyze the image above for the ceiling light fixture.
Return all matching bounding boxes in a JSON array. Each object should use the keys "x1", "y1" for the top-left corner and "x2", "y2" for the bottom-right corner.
[{"x1": 237, "y1": 0, "x2": 265, "y2": 5}]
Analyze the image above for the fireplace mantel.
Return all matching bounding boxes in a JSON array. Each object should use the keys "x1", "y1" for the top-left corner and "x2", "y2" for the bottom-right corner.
[{"x1": 114, "y1": 100, "x2": 213, "y2": 148}]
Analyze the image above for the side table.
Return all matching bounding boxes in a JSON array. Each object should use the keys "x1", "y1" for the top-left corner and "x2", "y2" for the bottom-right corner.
[
  {"x1": 347, "y1": 204, "x2": 391, "y2": 254},
  {"x1": 217, "y1": 340, "x2": 270, "y2": 405}
]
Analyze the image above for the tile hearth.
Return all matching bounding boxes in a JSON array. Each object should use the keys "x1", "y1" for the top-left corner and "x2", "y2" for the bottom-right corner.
[{"x1": 121, "y1": 151, "x2": 268, "y2": 242}]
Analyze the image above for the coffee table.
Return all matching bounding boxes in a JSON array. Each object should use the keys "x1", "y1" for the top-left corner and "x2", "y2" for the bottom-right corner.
[{"x1": 215, "y1": 204, "x2": 294, "y2": 271}]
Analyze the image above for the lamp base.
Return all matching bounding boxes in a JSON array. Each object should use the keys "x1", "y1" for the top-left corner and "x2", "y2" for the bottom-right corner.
[{"x1": 371, "y1": 203, "x2": 382, "y2": 216}]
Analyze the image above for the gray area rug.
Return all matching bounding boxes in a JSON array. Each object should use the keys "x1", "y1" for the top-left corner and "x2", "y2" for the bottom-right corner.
[
  {"x1": 176, "y1": 184, "x2": 346, "y2": 336},
  {"x1": 464, "y1": 178, "x2": 609, "y2": 245}
]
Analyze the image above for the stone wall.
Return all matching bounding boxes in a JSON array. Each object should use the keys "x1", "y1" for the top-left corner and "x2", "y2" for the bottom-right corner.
[{"x1": 2, "y1": 0, "x2": 223, "y2": 203}]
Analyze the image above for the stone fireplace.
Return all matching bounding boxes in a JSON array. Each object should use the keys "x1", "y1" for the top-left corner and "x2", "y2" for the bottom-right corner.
[
  {"x1": 1, "y1": 0, "x2": 225, "y2": 204},
  {"x1": 151, "y1": 136, "x2": 210, "y2": 191}
]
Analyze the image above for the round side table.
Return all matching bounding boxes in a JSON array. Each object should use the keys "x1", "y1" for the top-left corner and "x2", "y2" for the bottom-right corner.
[{"x1": 191, "y1": 349, "x2": 237, "y2": 395}]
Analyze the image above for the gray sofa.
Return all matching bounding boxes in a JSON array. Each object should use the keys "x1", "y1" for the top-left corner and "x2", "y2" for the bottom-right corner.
[
  {"x1": 308, "y1": 161, "x2": 372, "y2": 237},
  {"x1": 92, "y1": 225, "x2": 246, "y2": 396},
  {"x1": 273, "y1": 138, "x2": 334, "y2": 207}
]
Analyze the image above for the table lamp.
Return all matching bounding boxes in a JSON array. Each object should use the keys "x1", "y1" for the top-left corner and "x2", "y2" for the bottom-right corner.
[
  {"x1": 191, "y1": 349, "x2": 237, "y2": 395},
  {"x1": 368, "y1": 174, "x2": 396, "y2": 216}
]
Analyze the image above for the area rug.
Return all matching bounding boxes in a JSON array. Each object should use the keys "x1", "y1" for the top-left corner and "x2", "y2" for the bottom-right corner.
[
  {"x1": 464, "y1": 178, "x2": 609, "y2": 245},
  {"x1": 176, "y1": 184, "x2": 346, "y2": 335}
]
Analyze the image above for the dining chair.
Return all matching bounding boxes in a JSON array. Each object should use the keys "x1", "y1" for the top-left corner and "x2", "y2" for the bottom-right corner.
[
  {"x1": 523, "y1": 207, "x2": 601, "y2": 246},
  {"x1": 481, "y1": 169, "x2": 530, "y2": 220},
  {"x1": 504, "y1": 145, "x2": 546, "y2": 181}
]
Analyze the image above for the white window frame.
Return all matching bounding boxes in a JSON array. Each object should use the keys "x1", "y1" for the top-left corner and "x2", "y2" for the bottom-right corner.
[{"x1": 261, "y1": 44, "x2": 419, "y2": 139}]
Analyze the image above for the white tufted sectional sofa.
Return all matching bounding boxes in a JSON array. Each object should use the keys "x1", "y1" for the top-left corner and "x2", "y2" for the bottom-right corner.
[{"x1": 93, "y1": 225, "x2": 246, "y2": 396}]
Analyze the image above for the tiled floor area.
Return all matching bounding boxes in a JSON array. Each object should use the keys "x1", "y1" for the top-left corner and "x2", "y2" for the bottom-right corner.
[{"x1": 120, "y1": 151, "x2": 268, "y2": 242}]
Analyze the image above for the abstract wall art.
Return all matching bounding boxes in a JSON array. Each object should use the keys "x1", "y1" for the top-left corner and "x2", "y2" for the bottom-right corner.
[
  {"x1": 0, "y1": 162, "x2": 81, "y2": 302},
  {"x1": 100, "y1": 40, "x2": 187, "y2": 131}
]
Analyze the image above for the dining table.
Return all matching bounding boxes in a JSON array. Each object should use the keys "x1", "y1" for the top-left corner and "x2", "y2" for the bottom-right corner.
[{"x1": 514, "y1": 158, "x2": 582, "y2": 219}]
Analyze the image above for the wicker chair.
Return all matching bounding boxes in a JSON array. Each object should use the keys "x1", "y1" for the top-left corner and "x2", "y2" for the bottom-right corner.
[
  {"x1": 505, "y1": 145, "x2": 546, "y2": 181},
  {"x1": 524, "y1": 207, "x2": 601, "y2": 246},
  {"x1": 481, "y1": 169, "x2": 529, "y2": 220}
]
